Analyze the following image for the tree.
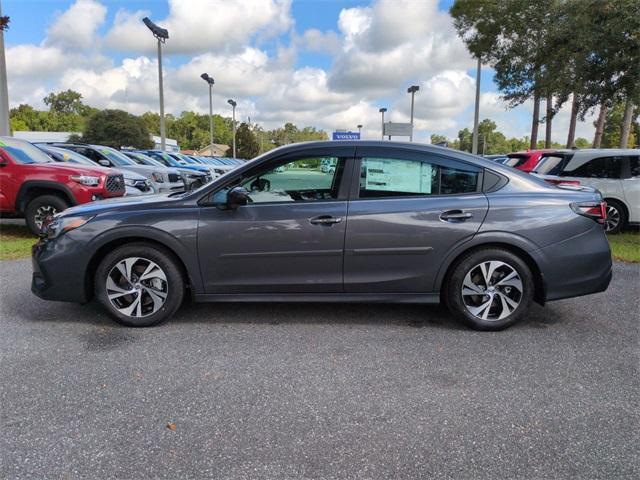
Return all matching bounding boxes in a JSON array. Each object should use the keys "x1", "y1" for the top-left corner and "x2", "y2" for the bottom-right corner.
[
  {"x1": 430, "y1": 134, "x2": 448, "y2": 145},
  {"x1": 601, "y1": 102, "x2": 639, "y2": 148},
  {"x1": 82, "y1": 109, "x2": 154, "y2": 149},
  {"x1": 232, "y1": 123, "x2": 260, "y2": 159}
]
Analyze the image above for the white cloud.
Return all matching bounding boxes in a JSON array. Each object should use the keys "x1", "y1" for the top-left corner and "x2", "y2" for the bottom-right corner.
[
  {"x1": 105, "y1": 0, "x2": 293, "y2": 55},
  {"x1": 46, "y1": 0, "x2": 107, "y2": 49},
  {"x1": 295, "y1": 29, "x2": 342, "y2": 55}
]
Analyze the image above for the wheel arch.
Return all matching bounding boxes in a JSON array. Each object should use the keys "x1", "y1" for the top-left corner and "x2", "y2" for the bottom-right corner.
[
  {"x1": 84, "y1": 230, "x2": 200, "y2": 302},
  {"x1": 603, "y1": 197, "x2": 629, "y2": 219},
  {"x1": 436, "y1": 237, "x2": 546, "y2": 305},
  {"x1": 16, "y1": 181, "x2": 76, "y2": 213}
]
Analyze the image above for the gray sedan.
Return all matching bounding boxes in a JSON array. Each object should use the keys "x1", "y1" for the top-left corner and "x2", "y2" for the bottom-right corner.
[{"x1": 32, "y1": 141, "x2": 611, "y2": 331}]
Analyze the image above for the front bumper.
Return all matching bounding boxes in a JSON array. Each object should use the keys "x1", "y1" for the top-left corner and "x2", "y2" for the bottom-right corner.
[{"x1": 32, "y1": 236, "x2": 90, "y2": 303}]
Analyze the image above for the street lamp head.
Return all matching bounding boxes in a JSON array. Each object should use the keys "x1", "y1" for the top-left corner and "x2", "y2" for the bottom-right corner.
[
  {"x1": 142, "y1": 17, "x2": 169, "y2": 42},
  {"x1": 357, "y1": 124, "x2": 363, "y2": 129},
  {"x1": 379, "y1": 107, "x2": 387, "y2": 113},
  {"x1": 227, "y1": 99, "x2": 237, "y2": 107},
  {"x1": 200, "y1": 73, "x2": 215, "y2": 85},
  {"x1": 407, "y1": 85, "x2": 420, "y2": 94}
]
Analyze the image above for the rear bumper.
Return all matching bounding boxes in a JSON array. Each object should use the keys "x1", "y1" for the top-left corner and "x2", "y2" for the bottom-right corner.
[
  {"x1": 32, "y1": 237, "x2": 90, "y2": 303},
  {"x1": 534, "y1": 224, "x2": 612, "y2": 302}
]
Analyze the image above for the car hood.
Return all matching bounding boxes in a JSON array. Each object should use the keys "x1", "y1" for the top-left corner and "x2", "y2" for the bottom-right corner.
[
  {"x1": 47, "y1": 162, "x2": 114, "y2": 176},
  {"x1": 60, "y1": 192, "x2": 177, "y2": 217}
]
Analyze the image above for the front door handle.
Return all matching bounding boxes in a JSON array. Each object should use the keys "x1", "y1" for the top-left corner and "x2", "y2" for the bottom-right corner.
[
  {"x1": 309, "y1": 215, "x2": 342, "y2": 226},
  {"x1": 440, "y1": 210, "x2": 473, "y2": 222}
]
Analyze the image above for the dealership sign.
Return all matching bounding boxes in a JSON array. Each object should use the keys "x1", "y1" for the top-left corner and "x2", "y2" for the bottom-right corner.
[
  {"x1": 332, "y1": 131, "x2": 360, "y2": 140},
  {"x1": 383, "y1": 122, "x2": 413, "y2": 137}
]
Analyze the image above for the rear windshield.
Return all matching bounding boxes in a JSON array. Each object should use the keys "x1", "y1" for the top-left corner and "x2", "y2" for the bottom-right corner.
[
  {"x1": 533, "y1": 154, "x2": 572, "y2": 175},
  {"x1": 504, "y1": 154, "x2": 529, "y2": 168},
  {"x1": 0, "y1": 138, "x2": 54, "y2": 164}
]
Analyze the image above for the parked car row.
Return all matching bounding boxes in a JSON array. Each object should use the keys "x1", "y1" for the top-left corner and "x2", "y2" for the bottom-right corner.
[
  {"x1": 486, "y1": 148, "x2": 639, "y2": 233},
  {"x1": 0, "y1": 136, "x2": 245, "y2": 234}
]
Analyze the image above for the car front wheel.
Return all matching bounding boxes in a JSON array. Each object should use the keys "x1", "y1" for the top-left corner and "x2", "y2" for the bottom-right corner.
[
  {"x1": 95, "y1": 243, "x2": 185, "y2": 327},
  {"x1": 25, "y1": 195, "x2": 69, "y2": 235},
  {"x1": 445, "y1": 248, "x2": 534, "y2": 331}
]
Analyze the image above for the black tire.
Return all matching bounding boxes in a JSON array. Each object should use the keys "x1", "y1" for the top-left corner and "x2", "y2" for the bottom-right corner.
[
  {"x1": 94, "y1": 243, "x2": 185, "y2": 327},
  {"x1": 445, "y1": 248, "x2": 534, "y2": 331},
  {"x1": 604, "y1": 199, "x2": 627, "y2": 234},
  {"x1": 24, "y1": 194, "x2": 70, "y2": 235}
]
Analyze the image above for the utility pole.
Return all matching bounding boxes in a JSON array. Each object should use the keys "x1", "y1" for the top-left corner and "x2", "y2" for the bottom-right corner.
[{"x1": 228, "y1": 99, "x2": 237, "y2": 158}]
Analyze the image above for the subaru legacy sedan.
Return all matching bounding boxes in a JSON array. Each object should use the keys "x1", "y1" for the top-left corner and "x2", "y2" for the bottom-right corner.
[{"x1": 32, "y1": 141, "x2": 612, "y2": 330}]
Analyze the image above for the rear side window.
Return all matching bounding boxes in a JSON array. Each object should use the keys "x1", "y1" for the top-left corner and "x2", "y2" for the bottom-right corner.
[
  {"x1": 629, "y1": 157, "x2": 640, "y2": 177},
  {"x1": 505, "y1": 154, "x2": 529, "y2": 168},
  {"x1": 562, "y1": 156, "x2": 623, "y2": 179},
  {"x1": 358, "y1": 157, "x2": 479, "y2": 198}
]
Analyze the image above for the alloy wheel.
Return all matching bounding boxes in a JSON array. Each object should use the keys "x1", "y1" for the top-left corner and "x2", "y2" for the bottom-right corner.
[
  {"x1": 34, "y1": 205, "x2": 58, "y2": 230},
  {"x1": 605, "y1": 205, "x2": 620, "y2": 232},
  {"x1": 106, "y1": 257, "x2": 169, "y2": 318},
  {"x1": 461, "y1": 261, "x2": 523, "y2": 321}
]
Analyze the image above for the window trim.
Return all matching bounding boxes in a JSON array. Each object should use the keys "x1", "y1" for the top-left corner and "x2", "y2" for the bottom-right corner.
[{"x1": 349, "y1": 152, "x2": 483, "y2": 201}]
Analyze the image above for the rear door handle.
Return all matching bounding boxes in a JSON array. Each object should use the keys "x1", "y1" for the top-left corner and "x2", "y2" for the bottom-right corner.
[
  {"x1": 440, "y1": 210, "x2": 473, "y2": 222},
  {"x1": 309, "y1": 215, "x2": 342, "y2": 226}
]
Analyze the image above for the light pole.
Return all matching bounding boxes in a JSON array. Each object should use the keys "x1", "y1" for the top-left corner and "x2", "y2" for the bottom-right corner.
[
  {"x1": 143, "y1": 17, "x2": 169, "y2": 151},
  {"x1": 407, "y1": 85, "x2": 419, "y2": 142},
  {"x1": 378, "y1": 108, "x2": 387, "y2": 140},
  {"x1": 0, "y1": 5, "x2": 10, "y2": 136},
  {"x1": 472, "y1": 56, "x2": 481, "y2": 154},
  {"x1": 227, "y1": 99, "x2": 237, "y2": 158},
  {"x1": 357, "y1": 124, "x2": 363, "y2": 138},
  {"x1": 200, "y1": 73, "x2": 215, "y2": 156}
]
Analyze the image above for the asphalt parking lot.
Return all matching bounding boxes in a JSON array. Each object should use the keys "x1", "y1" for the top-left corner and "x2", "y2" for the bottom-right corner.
[{"x1": 1, "y1": 259, "x2": 638, "y2": 479}]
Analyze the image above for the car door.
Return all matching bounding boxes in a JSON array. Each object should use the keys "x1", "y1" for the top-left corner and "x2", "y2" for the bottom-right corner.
[
  {"x1": 622, "y1": 156, "x2": 640, "y2": 223},
  {"x1": 0, "y1": 148, "x2": 19, "y2": 211},
  {"x1": 344, "y1": 148, "x2": 488, "y2": 293},
  {"x1": 197, "y1": 146, "x2": 355, "y2": 293},
  {"x1": 559, "y1": 155, "x2": 625, "y2": 200}
]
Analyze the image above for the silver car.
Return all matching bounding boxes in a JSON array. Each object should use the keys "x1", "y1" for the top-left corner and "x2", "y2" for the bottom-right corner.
[
  {"x1": 50, "y1": 143, "x2": 183, "y2": 194},
  {"x1": 532, "y1": 149, "x2": 640, "y2": 233}
]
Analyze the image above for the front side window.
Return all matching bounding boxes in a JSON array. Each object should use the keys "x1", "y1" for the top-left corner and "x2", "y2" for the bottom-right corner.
[
  {"x1": 562, "y1": 156, "x2": 623, "y2": 179},
  {"x1": 358, "y1": 157, "x2": 479, "y2": 198},
  {"x1": 237, "y1": 157, "x2": 345, "y2": 203}
]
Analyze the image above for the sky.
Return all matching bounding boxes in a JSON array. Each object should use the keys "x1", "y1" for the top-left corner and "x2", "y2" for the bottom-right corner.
[{"x1": 2, "y1": 0, "x2": 597, "y2": 144}]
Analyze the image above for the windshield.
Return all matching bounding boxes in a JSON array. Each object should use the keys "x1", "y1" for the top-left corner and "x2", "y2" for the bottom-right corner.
[
  {"x1": 533, "y1": 154, "x2": 571, "y2": 175},
  {"x1": 0, "y1": 138, "x2": 54, "y2": 164},
  {"x1": 98, "y1": 147, "x2": 136, "y2": 166},
  {"x1": 41, "y1": 146, "x2": 97, "y2": 166}
]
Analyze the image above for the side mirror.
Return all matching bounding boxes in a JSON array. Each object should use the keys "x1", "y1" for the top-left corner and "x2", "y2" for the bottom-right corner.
[
  {"x1": 226, "y1": 186, "x2": 250, "y2": 209},
  {"x1": 98, "y1": 159, "x2": 110, "y2": 167}
]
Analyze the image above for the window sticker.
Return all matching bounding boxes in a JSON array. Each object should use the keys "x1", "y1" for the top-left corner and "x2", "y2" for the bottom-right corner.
[{"x1": 364, "y1": 158, "x2": 433, "y2": 194}]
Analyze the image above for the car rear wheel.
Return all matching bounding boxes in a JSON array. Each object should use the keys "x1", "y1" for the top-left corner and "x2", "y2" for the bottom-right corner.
[
  {"x1": 25, "y1": 195, "x2": 69, "y2": 235},
  {"x1": 95, "y1": 243, "x2": 185, "y2": 327},
  {"x1": 604, "y1": 199, "x2": 627, "y2": 234},
  {"x1": 445, "y1": 248, "x2": 534, "y2": 331}
]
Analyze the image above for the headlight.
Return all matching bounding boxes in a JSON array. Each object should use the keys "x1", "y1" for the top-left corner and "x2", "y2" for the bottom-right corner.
[
  {"x1": 46, "y1": 215, "x2": 95, "y2": 239},
  {"x1": 152, "y1": 172, "x2": 164, "y2": 183},
  {"x1": 124, "y1": 178, "x2": 136, "y2": 186},
  {"x1": 70, "y1": 175, "x2": 101, "y2": 186}
]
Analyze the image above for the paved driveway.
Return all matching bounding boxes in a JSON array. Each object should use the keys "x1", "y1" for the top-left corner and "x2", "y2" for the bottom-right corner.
[{"x1": 1, "y1": 259, "x2": 638, "y2": 479}]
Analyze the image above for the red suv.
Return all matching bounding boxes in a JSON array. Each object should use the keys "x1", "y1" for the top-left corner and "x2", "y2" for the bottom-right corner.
[
  {"x1": 504, "y1": 149, "x2": 566, "y2": 173},
  {"x1": 0, "y1": 137, "x2": 125, "y2": 234}
]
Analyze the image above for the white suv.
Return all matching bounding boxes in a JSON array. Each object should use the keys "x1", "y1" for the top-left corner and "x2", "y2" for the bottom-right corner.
[{"x1": 532, "y1": 149, "x2": 639, "y2": 233}]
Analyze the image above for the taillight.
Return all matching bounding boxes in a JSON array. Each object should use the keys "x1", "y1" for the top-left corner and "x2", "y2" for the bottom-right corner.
[
  {"x1": 546, "y1": 179, "x2": 581, "y2": 186},
  {"x1": 570, "y1": 201, "x2": 607, "y2": 225}
]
